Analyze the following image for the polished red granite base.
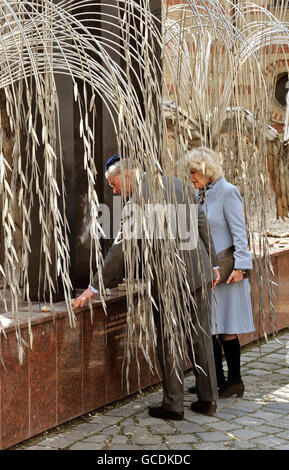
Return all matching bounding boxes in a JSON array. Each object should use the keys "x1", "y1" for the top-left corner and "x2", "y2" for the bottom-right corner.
[
  {"x1": 0, "y1": 290, "x2": 162, "y2": 450},
  {"x1": 0, "y1": 249, "x2": 288, "y2": 449},
  {"x1": 239, "y1": 248, "x2": 289, "y2": 347}
]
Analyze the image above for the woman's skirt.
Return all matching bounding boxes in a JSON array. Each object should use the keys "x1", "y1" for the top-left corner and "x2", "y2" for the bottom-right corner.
[{"x1": 210, "y1": 278, "x2": 255, "y2": 335}]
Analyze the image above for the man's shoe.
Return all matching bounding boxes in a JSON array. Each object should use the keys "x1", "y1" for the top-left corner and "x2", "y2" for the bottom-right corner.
[
  {"x1": 190, "y1": 400, "x2": 217, "y2": 416},
  {"x1": 148, "y1": 406, "x2": 184, "y2": 421}
]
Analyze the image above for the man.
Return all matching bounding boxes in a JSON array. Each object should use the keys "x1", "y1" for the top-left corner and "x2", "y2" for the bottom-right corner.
[{"x1": 75, "y1": 154, "x2": 220, "y2": 420}]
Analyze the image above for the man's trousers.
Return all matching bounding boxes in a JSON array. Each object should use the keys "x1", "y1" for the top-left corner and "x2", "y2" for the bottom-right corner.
[{"x1": 153, "y1": 283, "x2": 218, "y2": 414}]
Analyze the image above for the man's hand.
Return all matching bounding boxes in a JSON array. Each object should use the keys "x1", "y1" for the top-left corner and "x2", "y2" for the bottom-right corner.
[
  {"x1": 226, "y1": 270, "x2": 244, "y2": 284},
  {"x1": 74, "y1": 288, "x2": 96, "y2": 309},
  {"x1": 212, "y1": 268, "x2": 220, "y2": 289}
]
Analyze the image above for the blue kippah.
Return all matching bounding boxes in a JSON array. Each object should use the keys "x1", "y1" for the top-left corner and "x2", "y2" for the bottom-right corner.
[{"x1": 105, "y1": 154, "x2": 120, "y2": 173}]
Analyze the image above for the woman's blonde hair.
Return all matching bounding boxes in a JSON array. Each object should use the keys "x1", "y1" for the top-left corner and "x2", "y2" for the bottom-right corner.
[{"x1": 183, "y1": 147, "x2": 223, "y2": 182}]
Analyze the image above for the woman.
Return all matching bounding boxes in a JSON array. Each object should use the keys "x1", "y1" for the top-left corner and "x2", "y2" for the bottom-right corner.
[{"x1": 182, "y1": 147, "x2": 255, "y2": 398}]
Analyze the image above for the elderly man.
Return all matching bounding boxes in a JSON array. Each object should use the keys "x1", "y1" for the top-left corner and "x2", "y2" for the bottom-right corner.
[{"x1": 75, "y1": 154, "x2": 220, "y2": 420}]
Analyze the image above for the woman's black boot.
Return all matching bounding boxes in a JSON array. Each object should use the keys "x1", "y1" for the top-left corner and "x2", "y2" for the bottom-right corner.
[
  {"x1": 219, "y1": 336, "x2": 244, "y2": 398},
  {"x1": 212, "y1": 335, "x2": 226, "y2": 390}
]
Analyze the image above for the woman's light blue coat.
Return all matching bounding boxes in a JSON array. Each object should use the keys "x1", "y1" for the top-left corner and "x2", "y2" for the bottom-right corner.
[{"x1": 199, "y1": 176, "x2": 255, "y2": 334}]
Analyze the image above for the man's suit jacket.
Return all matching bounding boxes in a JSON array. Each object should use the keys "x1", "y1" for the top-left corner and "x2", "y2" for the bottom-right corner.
[{"x1": 91, "y1": 175, "x2": 218, "y2": 292}]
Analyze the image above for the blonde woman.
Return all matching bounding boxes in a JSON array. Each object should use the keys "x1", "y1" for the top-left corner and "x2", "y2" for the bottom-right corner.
[{"x1": 182, "y1": 147, "x2": 255, "y2": 398}]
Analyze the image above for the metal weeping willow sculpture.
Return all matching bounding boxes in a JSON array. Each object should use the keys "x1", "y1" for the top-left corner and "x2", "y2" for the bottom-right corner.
[
  {"x1": 163, "y1": 0, "x2": 289, "y2": 346},
  {"x1": 0, "y1": 1, "x2": 288, "y2": 385}
]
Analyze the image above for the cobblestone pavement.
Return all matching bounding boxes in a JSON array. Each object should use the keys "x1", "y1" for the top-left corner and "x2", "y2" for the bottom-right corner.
[{"x1": 13, "y1": 330, "x2": 289, "y2": 451}]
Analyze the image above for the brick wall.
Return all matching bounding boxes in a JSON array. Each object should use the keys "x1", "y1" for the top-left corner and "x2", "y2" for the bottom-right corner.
[{"x1": 163, "y1": 0, "x2": 289, "y2": 136}]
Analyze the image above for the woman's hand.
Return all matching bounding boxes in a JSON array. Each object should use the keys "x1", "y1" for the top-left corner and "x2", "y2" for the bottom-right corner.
[
  {"x1": 226, "y1": 270, "x2": 244, "y2": 284},
  {"x1": 211, "y1": 268, "x2": 220, "y2": 289},
  {"x1": 74, "y1": 288, "x2": 96, "y2": 309}
]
